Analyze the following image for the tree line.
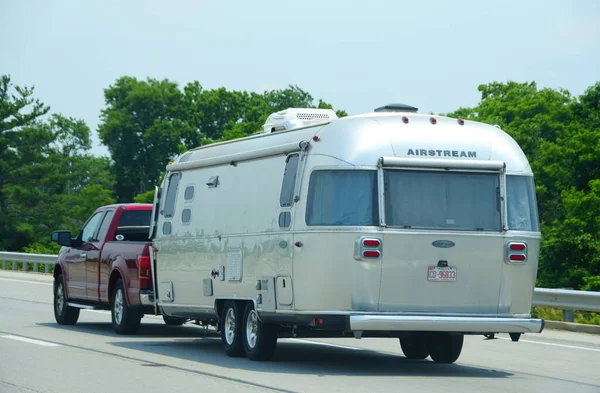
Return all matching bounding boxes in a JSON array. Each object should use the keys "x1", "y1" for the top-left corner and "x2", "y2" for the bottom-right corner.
[{"x1": 1, "y1": 74, "x2": 598, "y2": 291}]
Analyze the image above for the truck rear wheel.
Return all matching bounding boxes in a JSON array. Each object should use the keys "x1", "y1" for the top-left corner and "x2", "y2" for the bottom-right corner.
[
  {"x1": 427, "y1": 333, "x2": 464, "y2": 364},
  {"x1": 53, "y1": 274, "x2": 80, "y2": 325},
  {"x1": 220, "y1": 301, "x2": 245, "y2": 357},
  {"x1": 111, "y1": 279, "x2": 142, "y2": 335},
  {"x1": 242, "y1": 303, "x2": 278, "y2": 361},
  {"x1": 400, "y1": 334, "x2": 429, "y2": 360}
]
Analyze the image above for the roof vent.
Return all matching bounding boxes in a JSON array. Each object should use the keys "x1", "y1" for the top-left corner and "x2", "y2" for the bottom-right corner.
[
  {"x1": 261, "y1": 108, "x2": 338, "y2": 134},
  {"x1": 374, "y1": 103, "x2": 418, "y2": 113}
]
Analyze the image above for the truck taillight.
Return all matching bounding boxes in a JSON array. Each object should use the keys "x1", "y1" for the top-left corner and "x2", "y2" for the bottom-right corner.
[
  {"x1": 506, "y1": 241, "x2": 527, "y2": 264},
  {"x1": 138, "y1": 255, "x2": 151, "y2": 280}
]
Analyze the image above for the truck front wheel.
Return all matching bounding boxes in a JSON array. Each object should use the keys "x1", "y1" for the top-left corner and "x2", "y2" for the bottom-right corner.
[
  {"x1": 242, "y1": 303, "x2": 278, "y2": 361},
  {"x1": 111, "y1": 279, "x2": 142, "y2": 335},
  {"x1": 53, "y1": 274, "x2": 80, "y2": 325}
]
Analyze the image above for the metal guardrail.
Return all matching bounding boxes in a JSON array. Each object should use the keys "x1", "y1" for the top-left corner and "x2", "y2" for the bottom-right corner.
[
  {"x1": 0, "y1": 251, "x2": 58, "y2": 274},
  {"x1": 533, "y1": 288, "x2": 600, "y2": 313},
  {"x1": 1, "y1": 251, "x2": 599, "y2": 314}
]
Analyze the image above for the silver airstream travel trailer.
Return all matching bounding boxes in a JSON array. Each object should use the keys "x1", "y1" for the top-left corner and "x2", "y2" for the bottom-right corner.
[{"x1": 149, "y1": 104, "x2": 544, "y2": 363}]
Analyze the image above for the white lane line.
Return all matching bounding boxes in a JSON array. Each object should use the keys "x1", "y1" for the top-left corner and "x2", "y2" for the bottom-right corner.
[
  {"x1": 498, "y1": 336, "x2": 600, "y2": 353},
  {"x1": 2, "y1": 335, "x2": 61, "y2": 347},
  {"x1": 0, "y1": 277, "x2": 52, "y2": 286},
  {"x1": 287, "y1": 338, "x2": 362, "y2": 351}
]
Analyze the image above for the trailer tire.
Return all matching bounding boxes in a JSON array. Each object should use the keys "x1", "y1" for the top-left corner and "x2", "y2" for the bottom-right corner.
[
  {"x1": 163, "y1": 315, "x2": 186, "y2": 326},
  {"x1": 53, "y1": 274, "x2": 80, "y2": 325},
  {"x1": 242, "y1": 303, "x2": 278, "y2": 361},
  {"x1": 400, "y1": 334, "x2": 429, "y2": 360},
  {"x1": 220, "y1": 301, "x2": 245, "y2": 357},
  {"x1": 427, "y1": 333, "x2": 464, "y2": 364},
  {"x1": 111, "y1": 279, "x2": 142, "y2": 335}
]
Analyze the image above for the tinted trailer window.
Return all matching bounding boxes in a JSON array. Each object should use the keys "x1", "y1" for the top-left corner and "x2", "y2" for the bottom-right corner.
[{"x1": 384, "y1": 170, "x2": 501, "y2": 231}]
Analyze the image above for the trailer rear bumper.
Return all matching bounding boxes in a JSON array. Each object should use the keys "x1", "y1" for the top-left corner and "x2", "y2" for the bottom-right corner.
[{"x1": 349, "y1": 315, "x2": 544, "y2": 334}]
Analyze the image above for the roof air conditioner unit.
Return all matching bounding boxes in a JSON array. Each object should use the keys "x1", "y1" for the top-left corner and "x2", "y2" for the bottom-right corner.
[{"x1": 261, "y1": 108, "x2": 338, "y2": 134}]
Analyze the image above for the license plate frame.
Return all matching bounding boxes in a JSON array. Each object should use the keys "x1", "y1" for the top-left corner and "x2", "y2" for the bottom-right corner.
[{"x1": 427, "y1": 266, "x2": 457, "y2": 282}]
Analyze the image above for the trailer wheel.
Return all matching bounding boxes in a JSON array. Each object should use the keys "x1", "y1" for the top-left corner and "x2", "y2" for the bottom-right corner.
[
  {"x1": 111, "y1": 279, "x2": 142, "y2": 335},
  {"x1": 400, "y1": 334, "x2": 429, "y2": 360},
  {"x1": 220, "y1": 301, "x2": 245, "y2": 357},
  {"x1": 242, "y1": 303, "x2": 278, "y2": 361},
  {"x1": 427, "y1": 333, "x2": 464, "y2": 364},
  {"x1": 53, "y1": 274, "x2": 80, "y2": 325}
]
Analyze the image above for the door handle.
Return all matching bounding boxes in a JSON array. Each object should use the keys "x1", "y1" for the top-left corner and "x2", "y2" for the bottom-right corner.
[{"x1": 80, "y1": 253, "x2": 87, "y2": 259}]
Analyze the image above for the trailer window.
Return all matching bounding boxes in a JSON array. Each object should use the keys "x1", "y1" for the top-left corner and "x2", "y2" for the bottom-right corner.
[
  {"x1": 384, "y1": 170, "x2": 501, "y2": 231},
  {"x1": 506, "y1": 175, "x2": 539, "y2": 231},
  {"x1": 163, "y1": 173, "x2": 181, "y2": 218},
  {"x1": 306, "y1": 170, "x2": 378, "y2": 226},
  {"x1": 280, "y1": 154, "x2": 300, "y2": 207}
]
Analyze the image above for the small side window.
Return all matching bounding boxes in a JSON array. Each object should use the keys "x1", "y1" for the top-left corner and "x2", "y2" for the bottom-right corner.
[
  {"x1": 182, "y1": 208, "x2": 191, "y2": 223},
  {"x1": 163, "y1": 173, "x2": 181, "y2": 218},
  {"x1": 278, "y1": 212, "x2": 291, "y2": 228},
  {"x1": 184, "y1": 186, "x2": 194, "y2": 200},
  {"x1": 162, "y1": 221, "x2": 172, "y2": 235},
  {"x1": 279, "y1": 154, "x2": 300, "y2": 207}
]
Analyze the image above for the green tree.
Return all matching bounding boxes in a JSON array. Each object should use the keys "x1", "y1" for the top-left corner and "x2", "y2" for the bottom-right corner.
[{"x1": 447, "y1": 81, "x2": 600, "y2": 289}]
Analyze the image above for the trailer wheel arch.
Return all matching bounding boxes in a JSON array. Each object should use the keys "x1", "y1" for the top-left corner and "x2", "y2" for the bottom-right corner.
[{"x1": 215, "y1": 298, "x2": 255, "y2": 320}]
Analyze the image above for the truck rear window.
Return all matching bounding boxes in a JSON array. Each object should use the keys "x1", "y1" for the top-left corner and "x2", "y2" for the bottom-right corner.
[
  {"x1": 114, "y1": 210, "x2": 152, "y2": 241},
  {"x1": 384, "y1": 169, "x2": 501, "y2": 231}
]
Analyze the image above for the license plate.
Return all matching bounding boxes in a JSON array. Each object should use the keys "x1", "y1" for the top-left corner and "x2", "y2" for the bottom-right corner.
[{"x1": 427, "y1": 266, "x2": 457, "y2": 282}]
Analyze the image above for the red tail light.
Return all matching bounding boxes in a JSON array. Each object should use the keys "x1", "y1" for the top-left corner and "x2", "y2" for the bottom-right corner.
[
  {"x1": 506, "y1": 241, "x2": 528, "y2": 263},
  {"x1": 509, "y1": 242, "x2": 527, "y2": 251},
  {"x1": 363, "y1": 250, "x2": 381, "y2": 258},
  {"x1": 138, "y1": 255, "x2": 151, "y2": 280},
  {"x1": 362, "y1": 239, "x2": 381, "y2": 248}
]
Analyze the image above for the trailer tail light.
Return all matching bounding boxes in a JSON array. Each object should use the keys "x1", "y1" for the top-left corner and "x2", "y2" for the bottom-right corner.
[
  {"x1": 509, "y1": 254, "x2": 526, "y2": 262},
  {"x1": 509, "y1": 242, "x2": 527, "y2": 251},
  {"x1": 363, "y1": 250, "x2": 381, "y2": 258},
  {"x1": 138, "y1": 255, "x2": 151, "y2": 280},
  {"x1": 457, "y1": 118, "x2": 465, "y2": 125},
  {"x1": 506, "y1": 241, "x2": 528, "y2": 264},
  {"x1": 362, "y1": 239, "x2": 381, "y2": 248},
  {"x1": 357, "y1": 236, "x2": 382, "y2": 260},
  {"x1": 430, "y1": 117, "x2": 437, "y2": 125},
  {"x1": 402, "y1": 116, "x2": 409, "y2": 124}
]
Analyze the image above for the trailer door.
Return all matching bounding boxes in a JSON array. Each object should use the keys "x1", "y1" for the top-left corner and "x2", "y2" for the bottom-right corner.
[{"x1": 378, "y1": 168, "x2": 505, "y2": 314}]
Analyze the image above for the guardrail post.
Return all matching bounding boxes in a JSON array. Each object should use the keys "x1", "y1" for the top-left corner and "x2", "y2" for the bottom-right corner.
[
  {"x1": 33, "y1": 262, "x2": 39, "y2": 272},
  {"x1": 562, "y1": 287, "x2": 575, "y2": 322},
  {"x1": 12, "y1": 261, "x2": 17, "y2": 271},
  {"x1": 2, "y1": 261, "x2": 6, "y2": 270},
  {"x1": 23, "y1": 262, "x2": 28, "y2": 272},
  {"x1": 45, "y1": 264, "x2": 50, "y2": 274}
]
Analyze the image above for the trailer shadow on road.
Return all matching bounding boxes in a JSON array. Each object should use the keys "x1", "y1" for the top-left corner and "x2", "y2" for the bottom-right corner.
[{"x1": 40, "y1": 321, "x2": 512, "y2": 378}]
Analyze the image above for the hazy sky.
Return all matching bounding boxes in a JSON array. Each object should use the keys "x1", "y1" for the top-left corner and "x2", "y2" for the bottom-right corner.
[{"x1": 2, "y1": 0, "x2": 599, "y2": 156}]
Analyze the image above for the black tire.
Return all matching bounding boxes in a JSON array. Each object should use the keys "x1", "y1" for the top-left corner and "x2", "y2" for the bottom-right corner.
[
  {"x1": 427, "y1": 333, "x2": 464, "y2": 364},
  {"x1": 220, "y1": 301, "x2": 245, "y2": 357},
  {"x1": 163, "y1": 315, "x2": 187, "y2": 326},
  {"x1": 53, "y1": 273, "x2": 80, "y2": 325},
  {"x1": 242, "y1": 303, "x2": 278, "y2": 361},
  {"x1": 111, "y1": 278, "x2": 142, "y2": 335},
  {"x1": 400, "y1": 334, "x2": 430, "y2": 360}
]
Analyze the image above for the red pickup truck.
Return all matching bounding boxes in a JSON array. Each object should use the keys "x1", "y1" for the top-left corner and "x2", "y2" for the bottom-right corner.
[{"x1": 51, "y1": 203, "x2": 185, "y2": 334}]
